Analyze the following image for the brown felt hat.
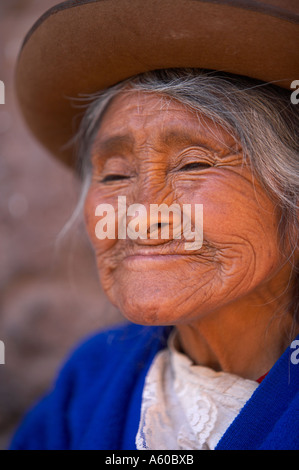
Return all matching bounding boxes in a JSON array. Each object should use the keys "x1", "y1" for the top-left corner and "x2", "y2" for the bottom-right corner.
[{"x1": 16, "y1": 0, "x2": 299, "y2": 167}]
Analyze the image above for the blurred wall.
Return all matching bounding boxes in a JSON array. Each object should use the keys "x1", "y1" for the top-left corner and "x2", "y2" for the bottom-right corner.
[{"x1": 0, "y1": 0, "x2": 123, "y2": 449}]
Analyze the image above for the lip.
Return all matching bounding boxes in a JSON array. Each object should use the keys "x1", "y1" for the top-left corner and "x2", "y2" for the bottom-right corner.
[
  {"x1": 122, "y1": 252, "x2": 191, "y2": 269},
  {"x1": 124, "y1": 253, "x2": 183, "y2": 260},
  {"x1": 124, "y1": 247, "x2": 191, "y2": 257}
]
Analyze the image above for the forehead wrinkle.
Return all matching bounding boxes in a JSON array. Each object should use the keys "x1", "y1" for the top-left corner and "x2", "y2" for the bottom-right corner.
[
  {"x1": 161, "y1": 129, "x2": 213, "y2": 151},
  {"x1": 92, "y1": 134, "x2": 135, "y2": 157},
  {"x1": 91, "y1": 92, "x2": 239, "y2": 160}
]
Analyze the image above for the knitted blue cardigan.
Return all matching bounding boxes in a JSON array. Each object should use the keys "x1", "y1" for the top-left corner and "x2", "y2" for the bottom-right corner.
[{"x1": 10, "y1": 323, "x2": 299, "y2": 450}]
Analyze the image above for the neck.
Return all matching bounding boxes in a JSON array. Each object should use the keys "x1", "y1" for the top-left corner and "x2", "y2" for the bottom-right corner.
[{"x1": 176, "y1": 268, "x2": 298, "y2": 381}]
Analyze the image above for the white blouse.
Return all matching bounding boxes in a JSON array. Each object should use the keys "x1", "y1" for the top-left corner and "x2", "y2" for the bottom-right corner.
[{"x1": 136, "y1": 333, "x2": 259, "y2": 450}]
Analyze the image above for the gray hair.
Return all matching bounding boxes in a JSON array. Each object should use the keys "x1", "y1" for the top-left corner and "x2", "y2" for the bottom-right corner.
[{"x1": 74, "y1": 68, "x2": 299, "y2": 325}]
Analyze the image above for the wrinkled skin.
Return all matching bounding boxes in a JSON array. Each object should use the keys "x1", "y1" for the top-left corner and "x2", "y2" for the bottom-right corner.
[{"x1": 84, "y1": 91, "x2": 298, "y2": 380}]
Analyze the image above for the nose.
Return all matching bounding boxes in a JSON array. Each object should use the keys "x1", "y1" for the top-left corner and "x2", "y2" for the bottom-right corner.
[{"x1": 126, "y1": 202, "x2": 183, "y2": 245}]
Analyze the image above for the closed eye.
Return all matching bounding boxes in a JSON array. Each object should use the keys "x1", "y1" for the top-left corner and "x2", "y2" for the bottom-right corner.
[
  {"x1": 179, "y1": 162, "x2": 211, "y2": 171},
  {"x1": 101, "y1": 174, "x2": 131, "y2": 182}
]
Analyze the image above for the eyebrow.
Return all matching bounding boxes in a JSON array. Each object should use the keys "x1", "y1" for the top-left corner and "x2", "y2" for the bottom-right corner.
[
  {"x1": 92, "y1": 134, "x2": 135, "y2": 156},
  {"x1": 91, "y1": 127, "x2": 233, "y2": 158},
  {"x1": 160, "y1": 129, "x2": 217, "y2": 152}
]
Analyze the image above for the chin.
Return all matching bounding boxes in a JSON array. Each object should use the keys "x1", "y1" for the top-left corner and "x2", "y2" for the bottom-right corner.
[
  {"x1": 102, "y1": 269, "x2": 217, "y2": 326},
  {"x1": 111, "y1": 288, "x2": 179, "y2": 326}
]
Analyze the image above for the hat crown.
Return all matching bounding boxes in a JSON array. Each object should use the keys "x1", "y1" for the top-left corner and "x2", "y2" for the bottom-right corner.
[{"x1": 16, "y1": 0, "x2": 299, "y2": 167}]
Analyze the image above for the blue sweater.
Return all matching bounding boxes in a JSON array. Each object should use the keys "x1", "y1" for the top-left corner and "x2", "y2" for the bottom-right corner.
[{"x1": 10, "y1": 323, "x2": 299, "y2": 450}]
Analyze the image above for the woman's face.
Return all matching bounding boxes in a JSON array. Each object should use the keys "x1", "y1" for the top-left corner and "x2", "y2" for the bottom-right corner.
[{"x1": 84, "y1": 90, "x2": 287, "y2": 326}]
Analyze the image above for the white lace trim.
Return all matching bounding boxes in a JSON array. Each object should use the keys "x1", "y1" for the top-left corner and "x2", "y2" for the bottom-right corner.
[{"x1": 136, "y1": 332, "x2": 259, "y2": 450}]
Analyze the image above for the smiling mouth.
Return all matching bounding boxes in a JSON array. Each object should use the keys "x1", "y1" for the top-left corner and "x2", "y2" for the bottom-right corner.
[
  {"x1": 122, "y1": 247, "x2": 207, "y2": 262},
  {"x1": 122, "y1": 239, "x2": 214, "y2": 257},
  {"x1": 122, "y1": 253, "x2": 187, "y2": 270},
  {"x1": 121, "y1": 251, "x2": 210, "y2": 272},
  {"x1": 124, "y1": 247, "x2": 198, "y2": 257},
  {"x1": 125, "y1": 253, "x2": 183, "y2": 260},
  {"x1": 115, "y1": 242, "x2": 216, "y2": 271}
]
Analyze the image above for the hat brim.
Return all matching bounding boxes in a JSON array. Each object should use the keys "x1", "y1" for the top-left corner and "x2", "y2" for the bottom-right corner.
[{"x1": 15, "y1": 0, "x2": 299, "y2": 167}]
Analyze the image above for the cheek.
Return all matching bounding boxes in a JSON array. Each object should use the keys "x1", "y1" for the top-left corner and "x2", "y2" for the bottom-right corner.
[
  {"x1": 84, "y1": 186, "x2": 117, "y2": 254},
  {"x1": 182, "y1": 171, "x2": 281, "y2": 265}
]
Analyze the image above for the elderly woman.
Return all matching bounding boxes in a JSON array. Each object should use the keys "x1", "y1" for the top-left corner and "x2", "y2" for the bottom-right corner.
[{"x1": 10, "y1": 0, "x2": 299, "y2": 450}]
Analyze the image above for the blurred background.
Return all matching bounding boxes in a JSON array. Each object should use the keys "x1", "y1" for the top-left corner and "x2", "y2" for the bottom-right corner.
[{"x1": 0, "y1": 0, "x2": 123, "y2": 449}]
